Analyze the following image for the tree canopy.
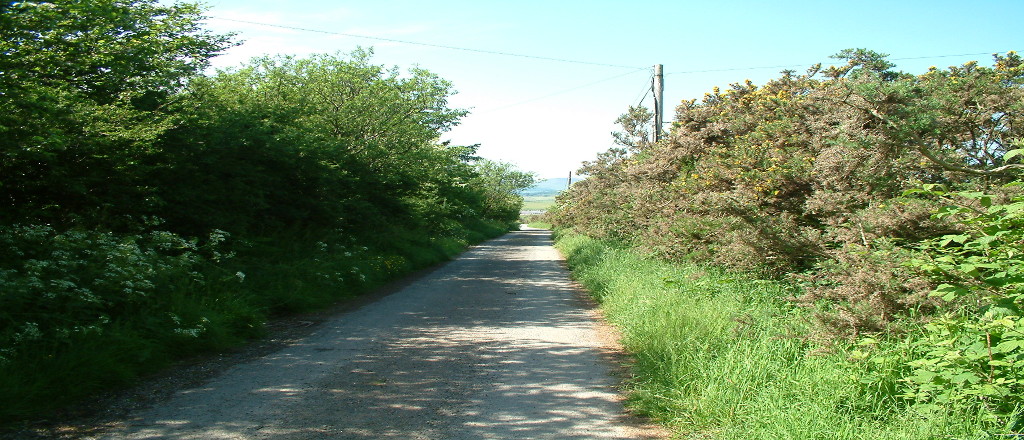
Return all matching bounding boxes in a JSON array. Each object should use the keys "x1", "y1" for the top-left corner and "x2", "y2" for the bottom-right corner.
[
  {"x1": 0, "y1": 0, "x2": 233, "y2": 226},
  {"x1": 0, "y1": 1, "x2": 533, "y2": 422}
]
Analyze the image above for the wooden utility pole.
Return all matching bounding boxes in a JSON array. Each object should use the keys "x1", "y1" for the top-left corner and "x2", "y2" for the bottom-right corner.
[
  {"x1": 653, "y1": 64, "x2": 664, "y2": 143},
  {"x1": 567, "y1": 171, "x2": 572, "y2": 189}
]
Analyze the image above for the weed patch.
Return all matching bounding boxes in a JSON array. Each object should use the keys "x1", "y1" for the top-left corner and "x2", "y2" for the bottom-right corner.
[{"x1": 554, "y1": 229, "x2": 996, "y2": 438}]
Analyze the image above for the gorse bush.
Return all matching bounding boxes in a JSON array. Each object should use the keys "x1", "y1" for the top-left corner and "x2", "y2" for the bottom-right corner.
[
  {"x1": 555, "y1": 49, "x2": 1024, "y2": 334},
  {"x1": 552, "y1": 49, "x2": 1024, "y2": 435}
]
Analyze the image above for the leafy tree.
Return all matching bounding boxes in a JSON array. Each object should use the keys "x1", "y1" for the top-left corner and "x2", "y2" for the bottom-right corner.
[
  {"x1": 150, "y1": 50, "x2": 473, "y2": 235},
  {"x1": 611, "y1": 105, "x2": 654, "y2": 151},
  {"x1": 0, "y1": 3, "x2": 539, "y2": 422},
  {"x1": 822, "y1": 48, "x2": 901, "y2": 80},
  {"x1": 0, "y1": 0, "x2": 232, "y2": 228},
  {"x1": 0, "y1": 0, "x2": 230, "y2": 99},
  {"x1": 471, "y1": 159, "x2": 536, "y2": 224}
]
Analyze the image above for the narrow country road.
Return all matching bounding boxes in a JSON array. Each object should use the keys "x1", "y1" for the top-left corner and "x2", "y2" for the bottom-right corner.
[{"x1": 94, "y1": 228, "x2": 660, "y2": 439}]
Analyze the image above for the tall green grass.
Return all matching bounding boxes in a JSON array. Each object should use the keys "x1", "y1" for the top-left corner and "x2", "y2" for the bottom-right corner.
[{"x1": 554, "y1": 230, "x2": 988, "y2": 439}]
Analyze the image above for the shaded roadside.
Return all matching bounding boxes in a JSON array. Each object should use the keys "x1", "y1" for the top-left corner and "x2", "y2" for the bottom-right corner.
[{"x1": 10, "y1": 230, "x2": 666, "y2": 439}]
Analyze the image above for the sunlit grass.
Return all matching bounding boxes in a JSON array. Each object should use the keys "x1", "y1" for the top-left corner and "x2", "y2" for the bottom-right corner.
[
  {"x1": 553, "y1": 230, "x2": 985, "y2": 439},
  {"x1": 522, "y1": 195, "x2": 557, "y2": 211}
]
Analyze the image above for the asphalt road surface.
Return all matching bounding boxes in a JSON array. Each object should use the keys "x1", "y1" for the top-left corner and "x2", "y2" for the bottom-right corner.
[{"x1": 95, "y1": 228, "x2": 660, "y2": 439}]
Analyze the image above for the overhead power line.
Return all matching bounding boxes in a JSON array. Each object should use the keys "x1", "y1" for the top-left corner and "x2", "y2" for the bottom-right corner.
[
  {"x1": 890, "y1": 51, "x2": 1006, "y2": 62},
  {"x1": 209, "y1": 16, "x2": 645, "y2": 69},
  {"x1": 210, "y1": 17, "x2": 1009, "y2": 81},
  {"x1": 477, "y1": 68, "x2": 648, "y2": 113},
  {"x1": 666, "y1": 51, "x2": 1009, "y2": 75},
  {"x1": 631, "y1": 72, "x2": 654, "y2": 108},
  {"x1": 667, "y1": 63, "x2": 813, "y2": 75}
]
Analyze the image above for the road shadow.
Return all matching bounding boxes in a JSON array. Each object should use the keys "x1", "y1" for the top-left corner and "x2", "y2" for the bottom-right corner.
[{"x1": 97, "y1": 230, "x2": 665, "y2": 439}]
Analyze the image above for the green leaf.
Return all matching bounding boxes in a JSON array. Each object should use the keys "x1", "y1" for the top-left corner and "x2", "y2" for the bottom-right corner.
[
  {"x1": 952, "y1": 372, "x2": 981, "y2": 384},
  {"x1": 858, "y1": 337, "x2": 879, "y2": 346},
  {"x1": 984, "y1": 305, "x2": 1020, "y2": 319},
  {"x1": 994, "y1": 340, "x2": 1024, "y2": 354},
  {"x1": 1005, "y1": 201, "x2": 1024, "y2": 214},
  {"x1": 1005, "y1": 148, "x2": 1024, "y2": 162},
  {"x1": 909, "y1": 370, "x2": 939, "y2": 384},
  {"x1": 939, "y1": 234, "x2": 970, "y2": 246},
  {"x1": 959, "y1": 191, "x2": 985, "y2": 200},
  {"x1": 975, "y1": 235, "x2": 999, "y2": 247},
  {"x1": 930, "y1": 283, "x2": 969, "y2": 301},
  {"x1": 960, "y1": 263, "x2": 983, "y2": 276}
]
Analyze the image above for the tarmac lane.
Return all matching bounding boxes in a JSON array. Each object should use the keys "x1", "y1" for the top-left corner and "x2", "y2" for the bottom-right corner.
[{"x1": 95, "y1": 228, "x2": 662, "y2": 440}]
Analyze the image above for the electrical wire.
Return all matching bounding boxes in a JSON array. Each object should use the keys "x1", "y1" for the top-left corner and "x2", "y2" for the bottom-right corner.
[
  {"x1": 631, "y1": 73, "x2": 654, "y2": 108},
  {"x1": 208, "y1": 16, "x2": 645, "y2": 69},
  {"x1": 206, "y1": 17, "x2": 1012, "y2": 121},
  {"x1": 208, "y1": 16, "x2": 655, "y2": 115},
  {"x1": 475, "y1": 68, "x2": 648, "y2": 113},
  {"x1": 890, "y1": 51, "x2": 1005, "y2": 62},
  {"x1": 209, "y1": 16, "x2": 1009, "y2": 76},
  {"x1": 667, "y1": 63, "x2": 813, "y2": 75},
  {"x1": 635, "y1": 84, "x2": 652, "y2": 108},
  {"x1": 666, "y1": 51, "x2": 1010, "y2": 75}
]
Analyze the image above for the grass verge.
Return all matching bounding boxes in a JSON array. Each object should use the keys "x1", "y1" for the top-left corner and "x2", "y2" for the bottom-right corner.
[{"x1": 553, "y1": 229, "x2": 988, "y2": 439}]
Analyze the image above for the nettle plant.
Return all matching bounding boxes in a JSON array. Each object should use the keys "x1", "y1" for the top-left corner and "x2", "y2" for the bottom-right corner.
[{"x1": 901, "y1": 175, "x2": 1024, "y2": 422}]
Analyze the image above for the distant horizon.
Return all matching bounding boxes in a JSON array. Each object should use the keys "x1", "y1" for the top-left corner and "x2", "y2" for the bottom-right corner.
[{"x1": 530, "y1": 175, "x2": 586, "y2": 183}]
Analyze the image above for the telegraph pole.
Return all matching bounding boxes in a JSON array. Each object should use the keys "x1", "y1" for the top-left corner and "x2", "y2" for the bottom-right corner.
[{"x1": 653, "y1": 64, "x2": 664, "y2": 143}]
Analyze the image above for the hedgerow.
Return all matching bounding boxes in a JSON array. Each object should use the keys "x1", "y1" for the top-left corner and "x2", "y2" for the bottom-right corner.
[
  {"x1": 0, "y1": 0, "x2": 533, "y2": 422},
  {"x1": 553, "y1": 49, "x2": 1024, "y2": 433}
]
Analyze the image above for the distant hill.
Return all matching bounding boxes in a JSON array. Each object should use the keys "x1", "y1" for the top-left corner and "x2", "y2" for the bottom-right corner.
[{"x1": 521, "y1": 177, "x2": 574, "y2": 196}]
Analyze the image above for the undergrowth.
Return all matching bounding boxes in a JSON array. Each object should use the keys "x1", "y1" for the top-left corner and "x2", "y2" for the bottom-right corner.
[
  {"x1": 0, "y1": 219, "x2": 510, "y2": 424},
  {"x1": 554, "y1": 229, "x2": 996, "y2": 439},
  {"x1": 1, "y1": 6, "x2": 534, "y2": 427}
]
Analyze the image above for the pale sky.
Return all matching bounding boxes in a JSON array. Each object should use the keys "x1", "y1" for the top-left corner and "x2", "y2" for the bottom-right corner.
[{"x1": 192, "y1": 0, "x2": 1024, "y2": 178}]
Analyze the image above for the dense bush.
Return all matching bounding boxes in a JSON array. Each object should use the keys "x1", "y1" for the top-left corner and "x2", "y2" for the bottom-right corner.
[
  {"x1": 902, "y1": 183, "x2": 1024, "y2": 423},
  {"x1": 554, "y1": 49, "x2": 1023, "y2": 333},
  {"x1": 0, "y1": 0, "x2": 533, "y2": 422},
  {"x1": 552, "y1": 49, "x2": 1024, "y2": 431}
]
